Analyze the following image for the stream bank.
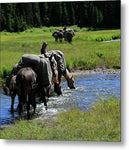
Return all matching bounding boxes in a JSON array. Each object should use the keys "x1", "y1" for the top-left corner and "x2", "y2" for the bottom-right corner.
[{"x1": 0, "y1": 68, "x2": 120, "y2": 128}]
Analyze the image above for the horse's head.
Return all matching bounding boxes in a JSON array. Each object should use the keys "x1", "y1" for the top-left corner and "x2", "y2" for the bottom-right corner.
[
  {"x1": 6, "y1": 74, "x2": 14, "y2": 88},
  {"x1": 2, "y1": 75, "x2": 17, "y2": 96},
  {"x1": 68, "y1": 75, "x2": 75, "y2": 89}
]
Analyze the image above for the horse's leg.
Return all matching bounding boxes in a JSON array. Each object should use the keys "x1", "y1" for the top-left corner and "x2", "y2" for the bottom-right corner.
[
  {"x1": 33, "y1": 95, "x2": 36, "y2": 114},
  {"x1": 59, "y1": 38, "x2": 62, "y2": 43},
  {"x1": 30, "y1": 92, "x2": 36, "y2": 114},
  {"x1": 11, "y1": 93, "x2": 16, "y2": 113},
  {"x1": 48, "y1": 85, "x2": 51, "y2": 97},
  {"x1": 18, "y1": 95, "x2": 22, "y2": 116},
  {"x1": 44, "y1": 98, "x2": 47, "y2": 110},
  {"x1": 41, "y1": 88, "x2": 47, "y2": 110},
  {"x1": 27, "y1": 95, "x2": 31, "y2": 119},
  {"x1": 58, "y1": 74, "x2": 62, "y2": 85}
]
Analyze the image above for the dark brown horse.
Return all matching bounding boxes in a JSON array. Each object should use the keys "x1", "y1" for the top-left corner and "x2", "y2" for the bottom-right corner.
[
  {"x1": 16, "y1": 67, "x2": 37, "y2": 119},
  {"x1": 52, "y1": 31, "x2": 63, "y2": 43}
]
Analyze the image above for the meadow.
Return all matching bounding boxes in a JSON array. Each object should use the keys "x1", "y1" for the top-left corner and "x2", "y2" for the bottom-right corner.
[
  {"x1": 0, "y1": 26, "x2": 120, "y2": 141},
  {"x1": 0, "y1": 97, "x2": 120, "y2": 141},
  {"x1": 0, "y1": 26, "x2": 120, "y2": 77}
]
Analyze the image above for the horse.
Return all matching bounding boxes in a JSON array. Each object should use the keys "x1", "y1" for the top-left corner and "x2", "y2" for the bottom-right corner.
[
  {"x1": 16, "y1": 54, "x2": 62, "y2": 96},
  {"x1": 64, "y1": 29, "x2": 75, "y2": 43},
  {"x1": 16, "y1": 67, "x2": 37, "y2": 119},
  {"x1": 46, "y1": 50, "x2": 75, "y2": 89},
  {"x1": 52, "y1": 31, "x2": 63, "y2": 43}
]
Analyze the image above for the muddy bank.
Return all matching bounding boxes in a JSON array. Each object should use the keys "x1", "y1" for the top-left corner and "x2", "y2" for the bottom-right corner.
[{"x1": 70, "y1": 68, "x2": 120, "y2": 78}]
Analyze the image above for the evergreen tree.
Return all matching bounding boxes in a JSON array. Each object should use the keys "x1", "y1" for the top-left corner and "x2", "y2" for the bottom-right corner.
[
  {"x1": 49, "y1": 2, "x2": 59, "y2": 26},
  {"x1": 62, "y1": 3, "x2": 69, "y2": 25},
  {"x1": 0, "y1": 1, "x2": 120, "y2": 32},
  {"x1": 58, "y1": 2, "x2": 63, "y2": 26},
  {"x1": 66, "y1": 2, "x2": 76, "y2": 25},
  {"x1": 4, "y1": 4, "x2": 15, "y2": 31},
  {"x1": 32, "y1": 3, "x2": 41, "y2": 27},
  {"x1": 71, "y1": 3, "x2": 76, "y2": 25},
  {"x1": 25, "y1": 3, "x2": 33, "y2": 27},
  {"x1": 40, "y1": 2, "x2": 49, "y2": 26}
]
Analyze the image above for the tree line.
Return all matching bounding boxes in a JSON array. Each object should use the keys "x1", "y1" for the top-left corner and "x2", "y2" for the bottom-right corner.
[{"x1": 0, "y1": 1, "x2": 120, "y2": 32}]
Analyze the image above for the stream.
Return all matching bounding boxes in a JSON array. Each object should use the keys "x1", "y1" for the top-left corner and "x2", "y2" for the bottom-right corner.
[{"x1": 0, "y1": 72, "x2": 120, "y2": 126}]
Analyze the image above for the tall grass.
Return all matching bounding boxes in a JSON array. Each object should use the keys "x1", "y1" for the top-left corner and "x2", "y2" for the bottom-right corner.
[
  {"x1": 0, "y1": 97, "x2": 120, "y2": 141},
  {"x1": 0, "y1": 26, "x2": 120, "y2": 77}
]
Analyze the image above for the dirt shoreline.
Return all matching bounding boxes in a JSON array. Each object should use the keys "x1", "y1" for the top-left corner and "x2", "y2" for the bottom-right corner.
[{"x1": 70, "y1": 68, "x2": 120, "y2": 78}]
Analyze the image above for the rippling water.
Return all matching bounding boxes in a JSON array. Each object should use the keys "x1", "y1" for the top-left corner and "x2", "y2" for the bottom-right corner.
[{"x1": 0, "y1": 73, "x2": 120, "y2": 126}]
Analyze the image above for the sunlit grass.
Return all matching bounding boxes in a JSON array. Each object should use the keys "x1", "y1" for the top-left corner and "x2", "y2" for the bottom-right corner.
[
  {"x1": 0, "y1": 26, "x2": 120, "y2": 77},
  {"x1": 0, "y1": 97, "x2": 120, "y2": 141}
]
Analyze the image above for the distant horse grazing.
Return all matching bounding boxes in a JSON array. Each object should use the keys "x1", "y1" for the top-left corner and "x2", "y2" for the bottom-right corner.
[
  {"x1": 16, "y1": 68, "x2": 37, "y2": 119},
  {"x1": 64, "y1": 29, "x2": 75, "y2": 43},
  {"x1": 52, "y1": 31, "x2": 63, "y2": 43}
]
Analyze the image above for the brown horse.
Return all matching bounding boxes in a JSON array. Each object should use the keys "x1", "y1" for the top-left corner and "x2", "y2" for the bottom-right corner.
[
  {"x1": 46, "y1": 50, "x2": 75, "y2": 89},
  {"x1": 16, "y1": 67, "x2": 37, "y2": 119}
]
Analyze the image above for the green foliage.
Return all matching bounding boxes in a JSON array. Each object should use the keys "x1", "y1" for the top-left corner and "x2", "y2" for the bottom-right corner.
[
  {"x1": 0, "y1": 97, "x2": 120, "y2": 141},
  {"x1": 1, "y1": 1, "x2": 120, "y2": 32},
  {"x1": 0, "y1": 27, "x2": 120, "y2": 77}
]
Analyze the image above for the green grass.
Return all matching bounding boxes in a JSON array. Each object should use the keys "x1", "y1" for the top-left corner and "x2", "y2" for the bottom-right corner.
[
  {"x1": 0, "y1": 26, "x2": 120, "y2": 77},
  {"x1": 0, "y1": 97, "x2": 120, "y2": 141}
]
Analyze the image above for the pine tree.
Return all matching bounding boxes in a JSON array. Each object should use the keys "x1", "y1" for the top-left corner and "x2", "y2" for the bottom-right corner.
[
  {"x1": 32, "y1": 3, "x2": 41, "y2": 27},
  {"x1": 62, "y1": 3, "x2": 69, "y2": 25},
  {"x1": 40, "y1": 2, "x2": 49, "y2": 26},
  {"x1": 0, "y1": 1, "x2": 120, "y2": 32},
  {"x1": 71, "y1": 3, "x2": 76, "y2": 25},
  {"x1": 25, "y1": 3, "x2": 33, "y2": 27},
  {"x1": 58, "y1": 2, "x2": 63, "y2": 26},
  {"x1": 4, "y1": 4, "x2": 15, "y2": 31}
]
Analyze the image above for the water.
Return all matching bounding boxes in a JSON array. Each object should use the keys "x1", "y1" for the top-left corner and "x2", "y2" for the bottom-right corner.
[
  {"x1": 0, "y1": 73, "x2": 120, "y2": 126},
  {"x1": 101, "y1": 39, "x2": 120, "y2": 43}
]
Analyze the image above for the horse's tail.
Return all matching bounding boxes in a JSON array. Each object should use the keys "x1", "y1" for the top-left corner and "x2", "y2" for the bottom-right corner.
[
  {"x1": 20, "y1": 74, "x2": 26, "y2": 94},
  {"x1": 19, "y1": 74, "x2": 27, "y2": 105},
  {"x1": 17, "y1": 73, "x2": 25, "y2": 95}
]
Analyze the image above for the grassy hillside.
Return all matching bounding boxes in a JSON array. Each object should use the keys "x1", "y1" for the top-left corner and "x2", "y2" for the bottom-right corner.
[{"x1": 0, "y1": 26, "x2": 120, "y2": 77}]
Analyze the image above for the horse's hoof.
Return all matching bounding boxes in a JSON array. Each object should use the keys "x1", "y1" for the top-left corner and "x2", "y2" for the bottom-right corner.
[{"x1": 45, "y1": 106, "x2": 47, "y2": 110}]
